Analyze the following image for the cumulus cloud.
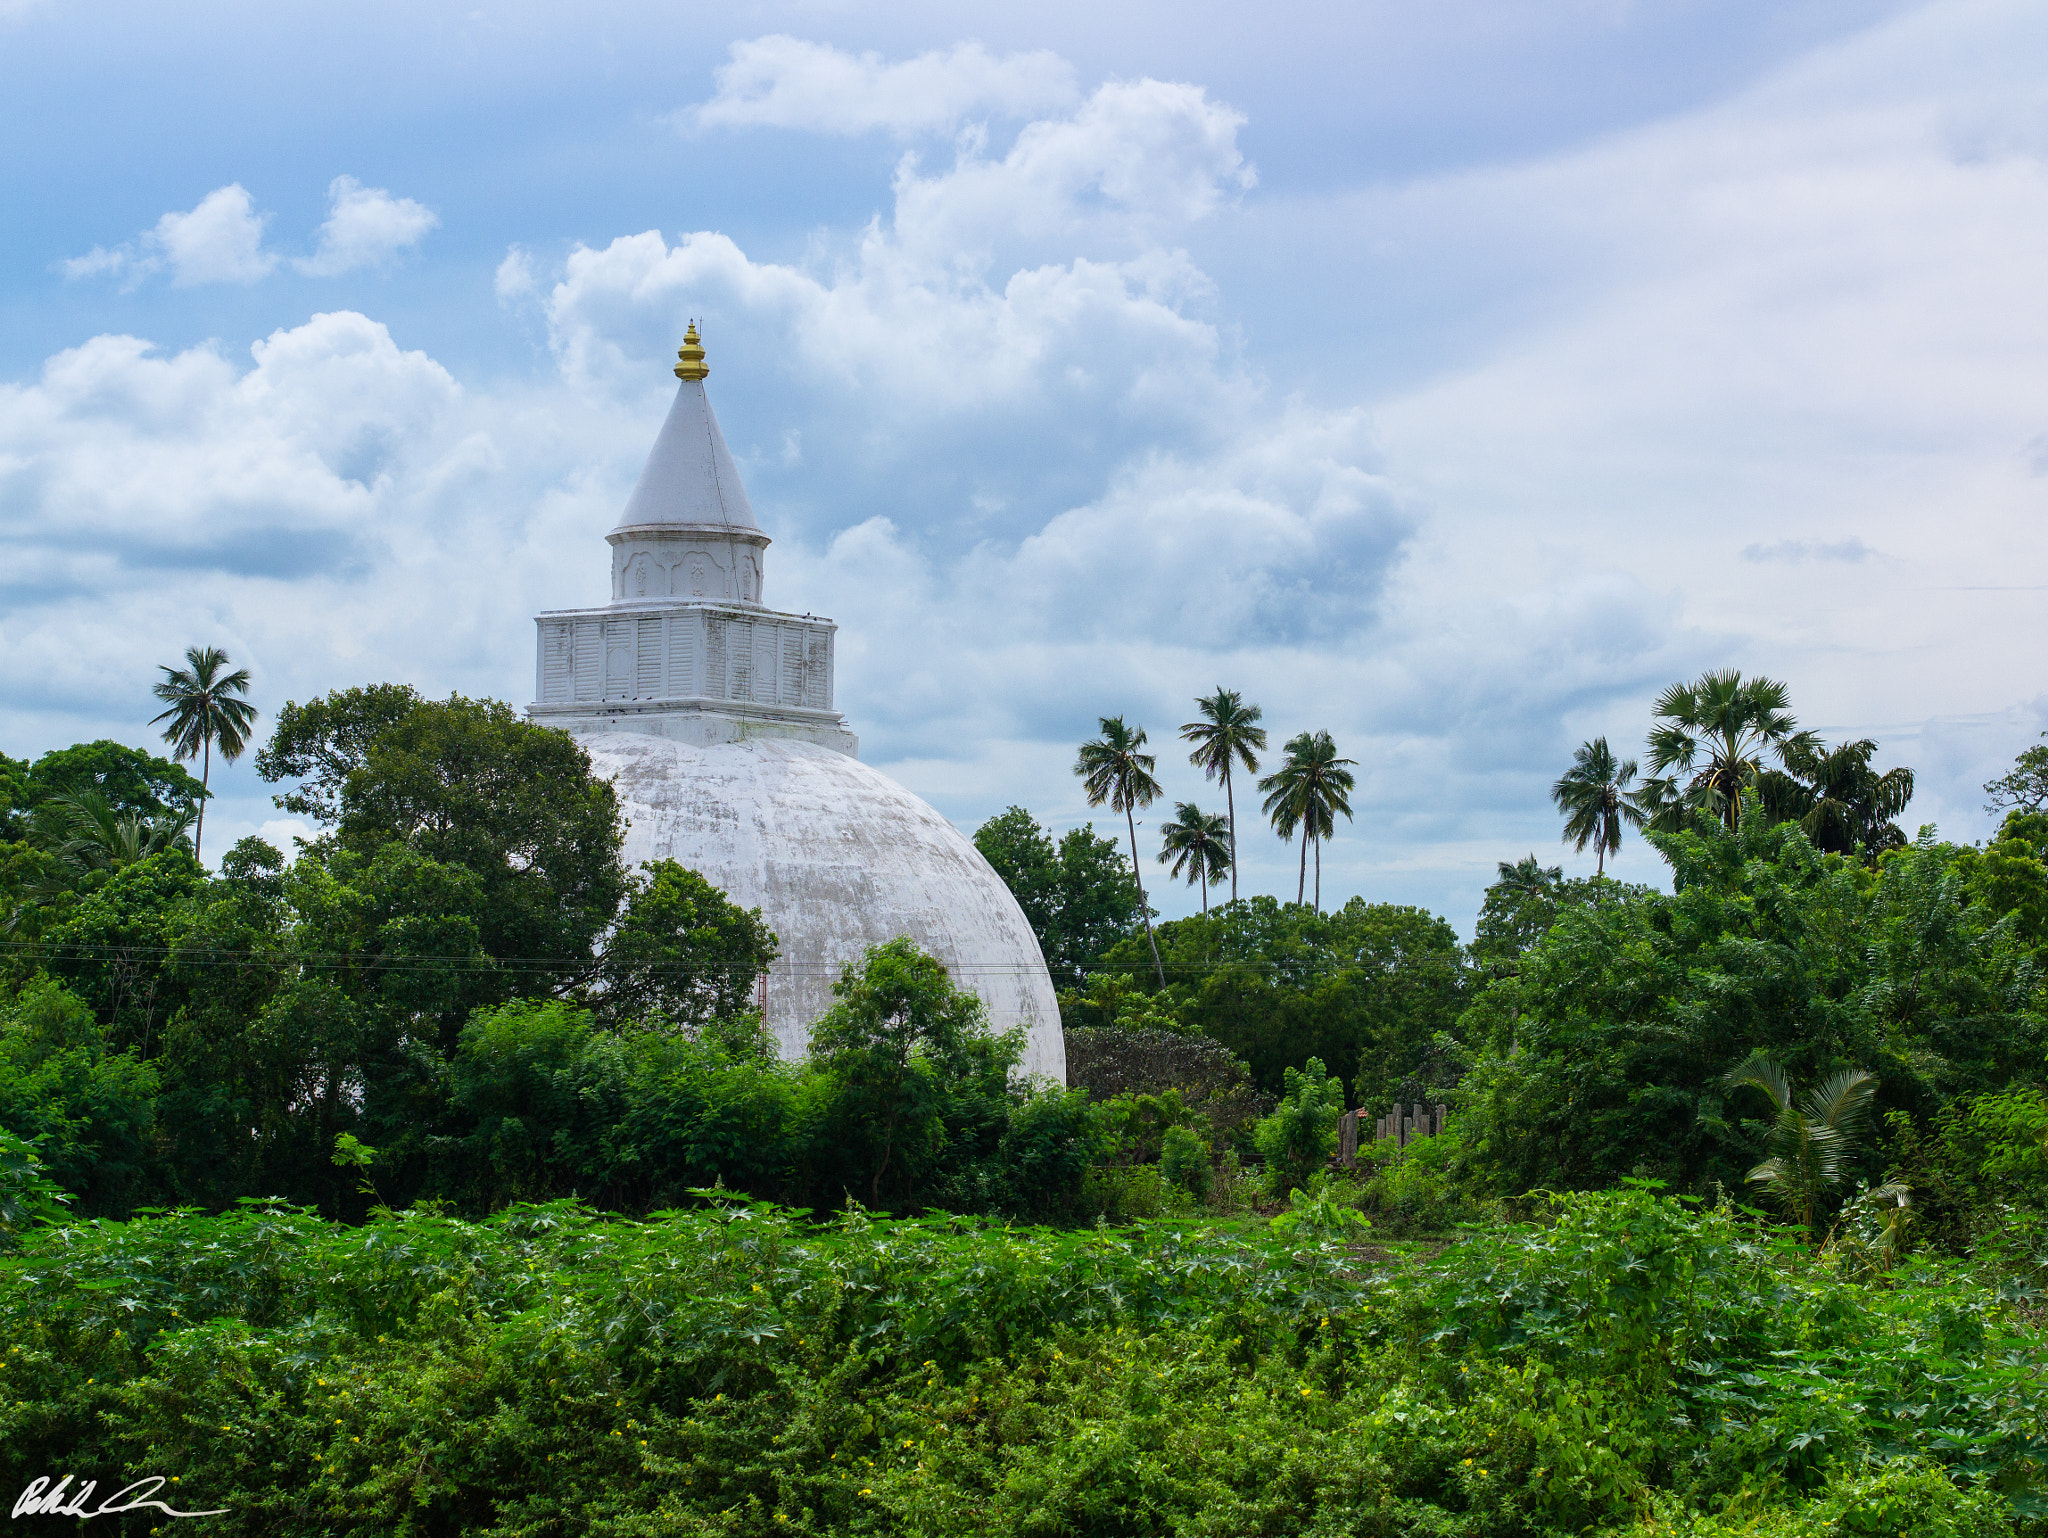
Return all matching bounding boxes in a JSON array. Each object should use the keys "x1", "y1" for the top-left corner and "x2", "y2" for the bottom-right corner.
[
  {"x1": 295, "y1": 176, "x2": 437, "y2": 276},
  {"x1": 66, "y1": 183, "x2": 277, "y2": 288},
  {"x1": 691, "y1": 36, "x2": 1077, "y2": 137},
  {"x1": 65, "y1": 177, "x2": 435, "y2": 287}
]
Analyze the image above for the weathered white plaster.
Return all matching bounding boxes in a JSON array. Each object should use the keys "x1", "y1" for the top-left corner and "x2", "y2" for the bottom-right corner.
[{"x1": 583, "y1": 731, "x2": 1066, "y2": 1081}]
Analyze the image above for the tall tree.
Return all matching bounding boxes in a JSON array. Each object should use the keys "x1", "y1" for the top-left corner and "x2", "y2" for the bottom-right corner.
[
  {"x1": 1640, "y1": 668, "x2": 1804, "y2": 831},
  {"x1": 1258, "y1": 730, "x2": 1356, "y2": 911},
  {"x1": 1181, "y1": 689, "x2": 1266, "y2": 906},
  {"x1": 1984, "y1": 732, "x2": 2048, "y2": 817},
  {"x1": 1075, "y1": 717, "x2": 1166, "y2": 987},
  {"x1": 1758, "y1": 737, "x2": 1915, "y2": 857},
  {"x1": 149, "y1": 646, "x2": 258, "y2": 863},
  {"x1": 1157, "y1": 802, "x2": 1232, "y2": 916},
  {"x1": 1551, "y1": 736, "x2": 1644, "y2": 878}
]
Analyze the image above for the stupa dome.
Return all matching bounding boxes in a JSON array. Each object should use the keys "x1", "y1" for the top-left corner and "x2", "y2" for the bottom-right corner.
[
  {"x1": 529, "y1": 327, "x2": 1064, "y2": 1080},
  {"x1": 579, "y1": 732, "x2": 1065, "y2": 1078}
]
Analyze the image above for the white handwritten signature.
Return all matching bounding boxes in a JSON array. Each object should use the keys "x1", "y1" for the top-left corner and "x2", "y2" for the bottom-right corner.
[{"x1": 13, "y1": 1474, "x2": 229, "y2": 1520}]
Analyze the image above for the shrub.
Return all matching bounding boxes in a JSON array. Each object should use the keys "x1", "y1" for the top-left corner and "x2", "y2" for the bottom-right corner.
[
  {"x1": 1359, "y1": 1118, "x2": 1482, "y2": 1234},
  {"x1": 1252, "y1": 1055, "x2": 1343, "y2": 1197},
  {"x1": 1159, "y1": 1122, "x2": 1213, "y2": 1201}
]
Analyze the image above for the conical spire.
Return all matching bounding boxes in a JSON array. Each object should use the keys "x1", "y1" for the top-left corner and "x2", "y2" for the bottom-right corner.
[{"x1": 617, "y1": 327, "x2": 758, "y2": 532}]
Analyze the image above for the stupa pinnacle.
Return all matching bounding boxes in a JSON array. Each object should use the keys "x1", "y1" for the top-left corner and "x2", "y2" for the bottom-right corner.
[{"x1": 529, "y1": 326, "x2": 849, "y2": 752}]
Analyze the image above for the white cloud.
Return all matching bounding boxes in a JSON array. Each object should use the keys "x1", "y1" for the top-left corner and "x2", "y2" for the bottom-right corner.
[
  {"x1": 64, "y1": 177, "x2": 434, "y2": 288},
  {"x1": 691, "y1": 36, "x2": 1078, "y2": 137},
  {"x1": 65, "y1": 183, "x2": 277, "y2": 288},
  {"x1": 495, "y1": 245, "x2": 537, "y2": 303},
  {"x1": 295, "y1": 175, "x2": 438, "y2": 277}
]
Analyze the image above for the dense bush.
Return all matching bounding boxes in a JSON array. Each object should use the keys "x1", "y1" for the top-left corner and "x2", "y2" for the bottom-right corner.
[
  {"x1": 1093, "y1": 896, "x2": 1474, "y2": 1104},
  {"x1": 0, "y1": 1187, "x2": 2039, "y2": 1536},
  {"x1": 1455, "y1": 813, "x2": 2048, "y2": 1203}
]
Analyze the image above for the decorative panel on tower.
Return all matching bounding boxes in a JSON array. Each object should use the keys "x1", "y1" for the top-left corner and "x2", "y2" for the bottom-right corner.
[
  {"x1": 805, "y1": 631, "x2": 831, "y2": 710},
  {"x1": 704, "y1": 617, "x2": 728, "y2": 699},
  {"x1": 539, "y1": 621, "x2": 572, "y2": 703},
  {"x1": 636, "y1": 617, "x2": 663, "y2": 696},
  {"x1": 572, "y1": 619, "x2": 603, "y2": 700},
  {"x1": 779, "y1": 627, "x2": 806, "y2": 708},
  {"x1": 667, "y1": 612, "x2": 696, "y2": 697},
  {"x1": 728, "y1": 619, "x2": 755, "y2": 702},
  {"x1": 602, "y1": 618, "x2": 635, "y2": 701}
]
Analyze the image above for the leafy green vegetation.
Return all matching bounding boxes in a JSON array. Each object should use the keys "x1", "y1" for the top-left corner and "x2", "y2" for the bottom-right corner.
[{"x1": 1, "y1": 1187, "x2": 2039, "y2": 1535}]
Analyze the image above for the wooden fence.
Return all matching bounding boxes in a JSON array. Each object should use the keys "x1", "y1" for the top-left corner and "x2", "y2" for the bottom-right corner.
[{"x1": 1338, "y1": 1102, "x2": 1448, "y2": 1166}]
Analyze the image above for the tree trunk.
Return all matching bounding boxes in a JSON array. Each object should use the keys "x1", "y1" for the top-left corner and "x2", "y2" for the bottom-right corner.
[
  {"x1": 1297, "y1": 824, "x2": 1308, "y2": 907},
  {"x1": 1224, "y1": 766, "x2": 1237, "y2": 907},
  {"x1": 196, "y1": 735, "x2": 210, "y2": 864},
  {"x1": 1313, "y1": 833, "x2": 1321, "y2": 913},
  {"x1": 1128, "y1": 805, "x2": 1165, "y2": 988}
]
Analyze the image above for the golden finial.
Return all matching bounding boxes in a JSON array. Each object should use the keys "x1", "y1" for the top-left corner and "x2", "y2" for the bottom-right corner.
[{"x1": 674, "y1": 322, "x2": 709, "y2": 381}]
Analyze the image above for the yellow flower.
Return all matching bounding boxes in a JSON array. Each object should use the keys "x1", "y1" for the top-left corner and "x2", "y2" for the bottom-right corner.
[{"x1": 859, "y1": 1489, "x2": 873, "y2": 1498}]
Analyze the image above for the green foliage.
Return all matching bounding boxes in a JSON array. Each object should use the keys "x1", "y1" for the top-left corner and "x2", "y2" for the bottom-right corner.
[
  {"x1": 1099, "y1": 895, "x2": 1473, "y2": 1105},
  {"x1": 806, "y1": 938, "x2": 1022, "y2": 1208},
  {"x1": 1985, "y1": 732, "x2": 2048, "y2": 817},
  {"x1": 1472, "y1": 853, "x2": 1647, "y2": 972},
  {"x1": 971, "y1": 807, "x2": 1140, "y2": 988},
  {"x1": 1723, "y1": 1051, "x2": 1883, "y2": 1232},
  {"x1": 12, "y1": 739, "x2": 207, "y2": 821},
  {"x1": 1359, "y1": 1117, "x2": 1483, "y2": 1235},
  {"x1": 1253, "y1": 1055, "x2": 1343, "y2": 1197},
  {"x1": 0, "y1": 1127, "x2": 71, "y2": 1249},
  {"x1": 1552, "y1": 735, "x2": 1644, "y2": 877},
  {"x1": 1062, "y1": 1022, "x2": 1269, "y2": 1149},
  {"x1": 597, "y1": 859, "x2": 779, "y2": 1028},
  {"x1": 0, "y1": 1188, "x2": 2039, "y2": 1536},
  {"x1": 1758, "y1": 736, "x2": 1916, "y2": 857},
  {"x1": 1157, "y1": 1121, "x2": 1212, "y2": 1199},
  {"x1": 1457, "y1": 814, "x2": 2046, "y2": 1201},
  {"x1": 0, "y1": 977, "x2": 159, "y2": 1215}
]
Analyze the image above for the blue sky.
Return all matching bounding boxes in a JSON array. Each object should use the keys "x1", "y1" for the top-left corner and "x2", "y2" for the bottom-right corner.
[{"x1": 4, "y1": 0, "x2": 2045, "y2": 931}]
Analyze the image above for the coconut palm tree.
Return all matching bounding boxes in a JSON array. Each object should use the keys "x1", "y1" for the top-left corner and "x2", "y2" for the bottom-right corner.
[
  {"x1": 1075, "y1": 716, "x2": 1166, "y2": 987},
  {"x1": 1643, "y1": 669, "x2": 1805, "y2": 831},
  {"x1": 1722, "y1": 1051, "x2": 1882, "y2": 1234},
  {"x1": 1551, "y1": 736, "x2": 1645, "y2": 878},
  {"x1": 1181, "y1": 689, "x2": 1266, "y2": 906},
  {"x1": 1258, "y1": 730, "x2": 1356, "y2": 911},
  {"x1": 1158, "y1": 802, "x2": 1232, "y2": 915},
  {"x1": 1758, "y1": 737, "x2": 1915, "y2": 856},
  {"x1": 150, "y1": 645, "x2": 258, "y2": 863}
]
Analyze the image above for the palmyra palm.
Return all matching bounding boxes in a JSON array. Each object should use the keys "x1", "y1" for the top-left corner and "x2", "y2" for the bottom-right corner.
[
  {"x1": 1637, "y1": 668, "x2": 1804, "y2": 832},
  {"x1": 1181, "y1": 689, "x2": 1265, "y2": 907}
]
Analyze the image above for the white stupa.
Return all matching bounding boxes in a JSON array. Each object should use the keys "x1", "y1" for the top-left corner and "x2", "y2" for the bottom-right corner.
[{"x1": 528, "y1": 327, "x2": 1064, "y2": 1080}]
